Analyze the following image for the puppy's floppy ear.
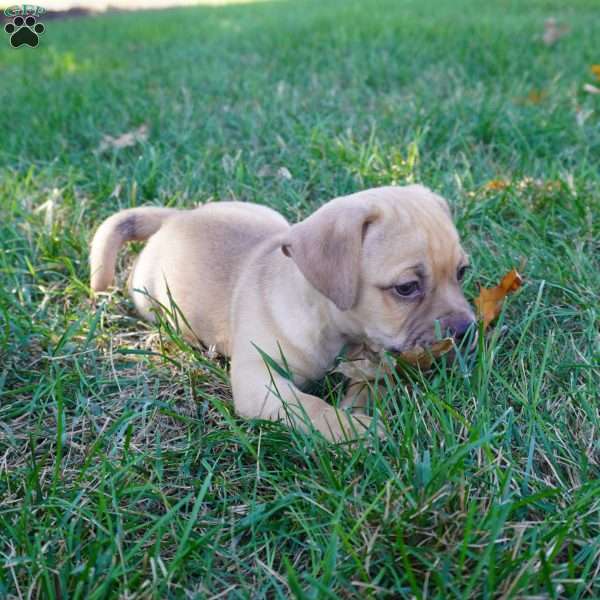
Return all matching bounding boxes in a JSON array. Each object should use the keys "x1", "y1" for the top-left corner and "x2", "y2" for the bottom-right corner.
[{"x1": 282, "y1": 201, "x2": 380, "y2": 311}]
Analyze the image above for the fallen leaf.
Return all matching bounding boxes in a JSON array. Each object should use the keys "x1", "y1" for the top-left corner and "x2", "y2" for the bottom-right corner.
[
  {"x1": 334, "y1": 337, "x2": 455, "y2": 385},
  {"x1": 583, "y1": 83, "x2": 600, "y2": 95},
  {"x1": 333, "y1": 356, "x2": 387, "y2": 381},
  {"x1": 397, "y1": 338, "x2": 455, "y2": 369},
  {"x1": 258, "y1": 165, "x2": 293, "y2": 179},
  {"x1": 542, "y1": 17, "x2": 569, "y2": 46},
  {"x1": 526, "y1": 89, "x2": 547, "y2": 104},
  {"x1": 277, "y1": 166, "x2": 293, "y2": 180},
  {"x1": 474, "y1": 268, "x2": 523, "y2": 330},
  {"x1": 591, "y1": 65, "x2": 600, "y2": 81},
  {"x1": 514, "y1": 90, "x2": 548, "y2": 106},
  {"x1": 484, "y1": 179, "x2": 510, "y2": 191},
  {"x1": 97, "y1": 124, "x2": 148, "y2": 153}
]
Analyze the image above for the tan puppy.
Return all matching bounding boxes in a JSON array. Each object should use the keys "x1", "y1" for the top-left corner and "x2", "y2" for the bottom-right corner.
[{"x1": 90, "y1": 185, "x2": 475, "y2": 441}]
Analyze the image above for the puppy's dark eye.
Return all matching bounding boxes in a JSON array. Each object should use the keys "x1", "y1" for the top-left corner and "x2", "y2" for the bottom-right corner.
[
  {"x1": 457, "y1": 265, "x2": 470, "y2": 282},
  {"x1": 393, "y1": 281, "x2": 420, "y2": 297}
]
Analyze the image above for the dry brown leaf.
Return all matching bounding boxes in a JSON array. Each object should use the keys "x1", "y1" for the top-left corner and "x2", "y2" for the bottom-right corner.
[
  {"x1": 97, "y1": 124, "x2": 148, "y2": 153},
  {"x1": 333, "y1": 356, "x2": 389, "y2": 381},
  {"x1": 514, "y1": 90, "x2": 548, "y2": 106},
  {"x1": 484, "y1": 179, "x2": 510, "y2": 191},
  {"x1": 334, "y1": 337, "x2": 455, "y2": 386},
  {"x1": 526, "y1": 89, "x2": 547, "y2": 104},
  {"x1": 474, "y1": 268, "x2": 523, "y2": 330},
  {"x1": 397, "y1": 337, "x2": 455, "y2": 369},
  {"x1": 591, "y1": 65, "x2": 600, "y2": 81},
  {"x1": 479, "y1": 177, "x2": 563, "y2": 205}
]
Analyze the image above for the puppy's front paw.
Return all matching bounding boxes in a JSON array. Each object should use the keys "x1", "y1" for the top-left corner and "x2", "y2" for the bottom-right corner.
[{"x1": 315, "y1": 408, "x2": 386, "y2": 443}]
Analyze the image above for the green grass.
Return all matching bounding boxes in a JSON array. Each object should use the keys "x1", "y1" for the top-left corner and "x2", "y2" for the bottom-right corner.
[{"x1": 1, "y1": 0, "x2": 599, "y2": 597}]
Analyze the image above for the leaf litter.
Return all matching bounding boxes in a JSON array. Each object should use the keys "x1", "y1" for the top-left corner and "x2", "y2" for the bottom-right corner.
[{"x1": 97, "y1": 124, "x2": 149, "y2": 153}]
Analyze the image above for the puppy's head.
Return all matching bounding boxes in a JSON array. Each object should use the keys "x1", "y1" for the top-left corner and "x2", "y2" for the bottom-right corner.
[{"x1": 282, "y1": 185, "x2": 476, "y2": 352}]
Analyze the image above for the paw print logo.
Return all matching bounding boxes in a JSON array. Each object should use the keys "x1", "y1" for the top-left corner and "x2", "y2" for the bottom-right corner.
[{"x1": 4, "y1": 15, "x2": 45, "y2": 48}]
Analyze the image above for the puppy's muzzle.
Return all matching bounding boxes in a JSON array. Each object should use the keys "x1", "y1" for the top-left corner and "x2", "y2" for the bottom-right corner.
[{"x1": 439, "y1": 314, "x2": 478, "y2": 352}]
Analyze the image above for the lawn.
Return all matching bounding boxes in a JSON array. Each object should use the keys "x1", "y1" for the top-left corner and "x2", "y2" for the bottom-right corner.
[{"x1": 1, "y1": 0, "x2": 599, "y2": 597}]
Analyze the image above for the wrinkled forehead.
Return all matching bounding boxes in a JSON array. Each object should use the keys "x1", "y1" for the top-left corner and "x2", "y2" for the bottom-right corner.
[{"x1": 364, "y1": 195, "x2": 465, "y2": 276}]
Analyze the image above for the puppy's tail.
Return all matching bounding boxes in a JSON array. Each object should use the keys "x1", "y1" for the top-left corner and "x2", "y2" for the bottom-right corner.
[{"x1": 90, "y1": 207, "x2": 178, "y2": 292}]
